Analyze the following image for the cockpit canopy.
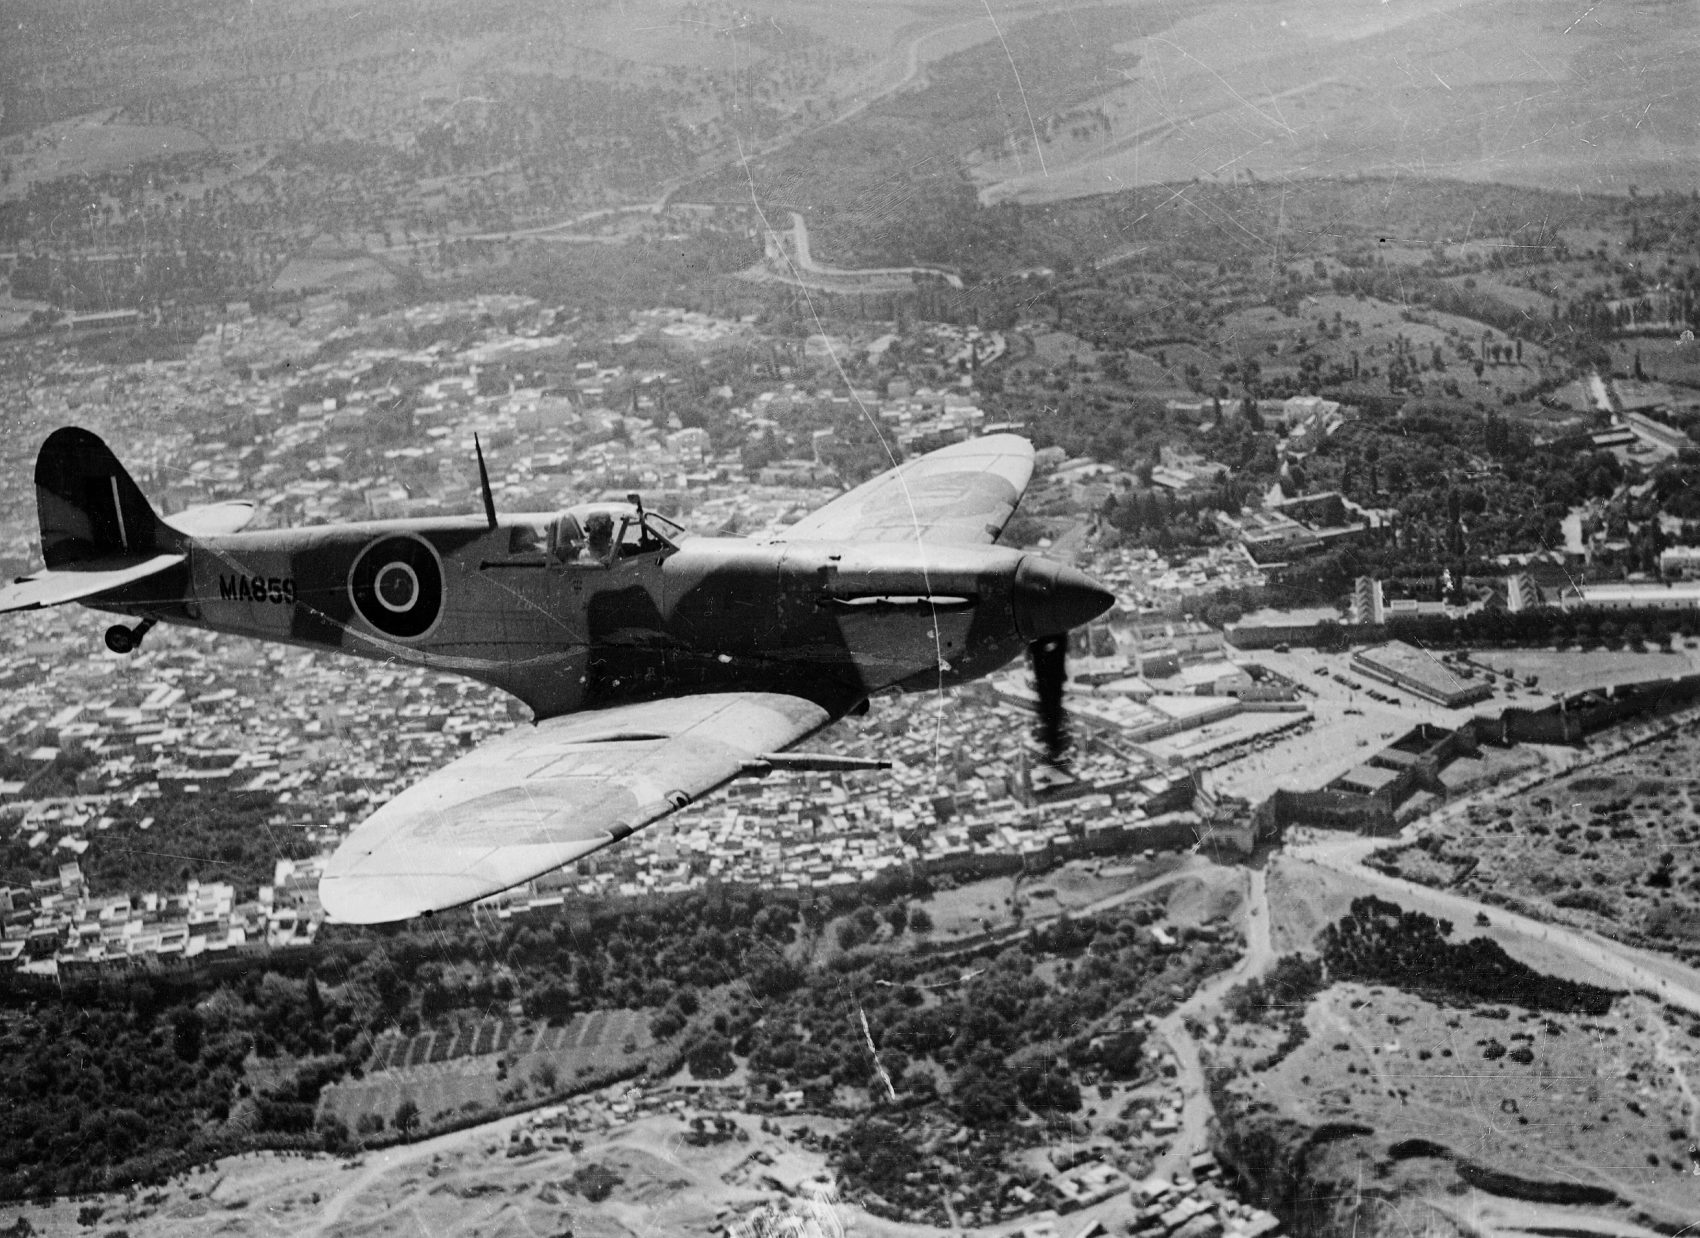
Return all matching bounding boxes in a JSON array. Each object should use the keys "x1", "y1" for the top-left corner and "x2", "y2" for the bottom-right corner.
[{"x1": 507, "y1": 503, "x2": 686, "y2": 568}]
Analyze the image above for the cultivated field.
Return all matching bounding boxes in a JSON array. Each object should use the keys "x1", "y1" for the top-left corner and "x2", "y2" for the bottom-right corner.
[{"x1": 321, "y1": 1008, "x2": 657, "y2": 1136}]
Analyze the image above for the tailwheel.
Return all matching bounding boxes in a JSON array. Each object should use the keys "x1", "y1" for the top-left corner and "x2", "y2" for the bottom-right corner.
[{"x1": 103, "y1": 617, "x2": 156, "y2": 655}]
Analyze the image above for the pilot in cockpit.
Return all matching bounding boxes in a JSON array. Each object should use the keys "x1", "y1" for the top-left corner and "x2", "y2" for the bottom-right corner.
[
  {"x1": 546, "y1": 513, "x2": 584, "y2": 564},
  {"x1": 519, "y1": 505, "x2": 681, "y2": 569},
  {"x1": 584, "y1": 511, "x2": 616, "y2": 564}
]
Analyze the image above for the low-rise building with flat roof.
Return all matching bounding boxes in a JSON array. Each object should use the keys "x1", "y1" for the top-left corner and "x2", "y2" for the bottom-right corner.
[
  {"x1": 1559, "y1": 581, "x2": 1700, "y2": 611},
  {"x1": 1659, "y1": 547, "x2": 1700, "y2": 580},
  {"x1": 1351, "y1": 640, "x2": 1493, "y2": 708}
]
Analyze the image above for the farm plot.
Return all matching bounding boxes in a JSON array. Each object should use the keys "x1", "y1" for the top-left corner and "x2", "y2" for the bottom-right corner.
[{"x1": 322, "y1": 1007, "x2": 657, "y2": 1136}]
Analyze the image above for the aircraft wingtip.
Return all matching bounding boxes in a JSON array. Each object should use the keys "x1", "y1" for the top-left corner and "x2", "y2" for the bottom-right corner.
[
  {"x1": 318, "y1": 868, "x2": 494, "y2": 925},
  {"x1": 317, "y1": 876, "x2": 430, "y2": 925}
]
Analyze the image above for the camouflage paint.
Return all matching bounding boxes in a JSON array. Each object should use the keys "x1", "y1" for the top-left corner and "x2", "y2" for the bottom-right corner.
[{"x1": 28, "y1": 429, "x2": 1106, "y2": 729}]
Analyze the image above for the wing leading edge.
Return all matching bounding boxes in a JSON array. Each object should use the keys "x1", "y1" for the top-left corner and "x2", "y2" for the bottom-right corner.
[
  {"x1": 318, "y1": 692, "x2": 831, "y2": 923},
  {"x1": 775, "y1": 433, "x2": 1034, "y2": 546}
]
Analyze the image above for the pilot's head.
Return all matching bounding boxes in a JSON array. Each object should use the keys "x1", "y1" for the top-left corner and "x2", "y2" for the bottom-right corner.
[{"x1": 585, "y1": 512, "x2": 615, "y2": 544}]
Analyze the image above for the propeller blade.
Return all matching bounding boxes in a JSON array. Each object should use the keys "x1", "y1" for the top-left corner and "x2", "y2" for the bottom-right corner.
[
  {"x1": 474, "y1": 434, "x2": 498, "y2": 530},
  {"x1": 1029, "y1": 635, "x2": 1069, "y2": 766}
]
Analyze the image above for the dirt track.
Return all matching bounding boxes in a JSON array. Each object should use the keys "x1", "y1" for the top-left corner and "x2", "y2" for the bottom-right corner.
[
  {"x1": 1151, "y1": 863, "x2": 1272, "y2": 1181},
  {"x1": 1289, "y1": 832, "x2": 1700, "y2": 1019}
]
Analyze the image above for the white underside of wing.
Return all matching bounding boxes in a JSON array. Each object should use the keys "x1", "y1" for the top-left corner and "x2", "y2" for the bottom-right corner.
[
  {"x1": 0, "y1": 554, "x2": 186, "y2": 614},
  {"x1": 318, "y1": 692, "x2": 831, "y2": 923},
  {"x1": 774, "y1": 433, "x2": 1035, "y2": 546}
]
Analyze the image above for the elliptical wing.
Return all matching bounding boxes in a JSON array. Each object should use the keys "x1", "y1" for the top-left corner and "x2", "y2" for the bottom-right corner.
[
  {"x1": 774, "y1": 433, "x2": 1034, "y2": 547},
  {"x1": 319, "y1": 692, "x2": 830, "y2": 923}
]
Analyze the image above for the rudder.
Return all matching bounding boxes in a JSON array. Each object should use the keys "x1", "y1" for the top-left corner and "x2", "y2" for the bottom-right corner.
[{"x1": 35, "y1": 427, "x2": 169, "y2": 568}]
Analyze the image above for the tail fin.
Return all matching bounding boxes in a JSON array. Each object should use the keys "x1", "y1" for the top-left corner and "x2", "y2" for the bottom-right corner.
[{"x1": 35, "y1": 427, "x2": 172, "y2": 568}]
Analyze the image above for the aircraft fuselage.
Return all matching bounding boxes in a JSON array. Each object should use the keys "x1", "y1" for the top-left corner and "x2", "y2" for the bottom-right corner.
[{"x1": 86, "y1": 513, "x2": 1101, "y2": 721}]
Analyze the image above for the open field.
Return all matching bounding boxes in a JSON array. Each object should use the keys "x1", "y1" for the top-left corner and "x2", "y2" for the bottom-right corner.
[
  {"x1": 0, "y1": 1107, "x2": 837, "y2": 1238},
  {"x1": 1266, "y1": 853, "x2": 1629, "y2": 992},
  {"x1": 1, "y1": 1095, "x2": 1162, "y2": 1238},
  {"x1": 1216, "y1": 292, "x2": 1554, "y2": 404},
  {"x1": 900, "y1": 872, "x2": 1016, "y2": 941},
  {"x1": 1024, "y1": 852, "x2": 1187, "y2": 913},
  {"x1": 1216, "y1": 978, "x2": 1699, "y2": 1235},
  {"x1": 852, "y1": 851, "x2": 1185, "y2": 948},
  {"x1": 0, "y1": 112, "x2": 211, "y2": 195},
  {"x1": 1607, "y1": 335, "x2": 1700, "y2": 391},
  {"x1": 974, "y1": 0, "x2": 1700, "y2": 203},
  {"x1": 1464, "y1": 647, "x2": 1700, "y2": 696},
  {"x1": 1394, "y1": 722, "x2": 1700, "y2": 961},
  {"x1": 271, "y1": 253, "x2": 398, "y2": 295}
]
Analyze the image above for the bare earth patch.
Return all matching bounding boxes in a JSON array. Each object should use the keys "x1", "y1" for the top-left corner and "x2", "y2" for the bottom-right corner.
[{"x1": 1213, "y1": 981, "x2": 1699, "y2": 1235}]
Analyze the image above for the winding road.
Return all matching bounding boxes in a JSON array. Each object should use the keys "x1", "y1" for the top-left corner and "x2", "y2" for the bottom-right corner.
[{"x1": 1151, "y1": 863, "x2": 1272, "y2": 1181}]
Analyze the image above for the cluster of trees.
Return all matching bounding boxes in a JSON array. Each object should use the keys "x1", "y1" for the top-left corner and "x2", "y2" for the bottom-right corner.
[
  {"x1": 833, "y1": 902, "x2": 929, "y2": 951},
  {"x1": 0, "y1": 866, "x2": 1241, "y2": 1206},
  {"x1": 1260, "y1": 409, "x2": 1642, "y2": 601},
  {"x1": 1101, "y1": 479, "x2": 1258, "y2": 554},
  {"x1": 1319, "y1": 896, "x2": 1617, "y2": 1015},
  {"x1": 498, "y1": 891, "x2": 805, "y2": 1018},
  {"x1": 2, "y1": 12, "x2": 796, "y2": 315},
  {"x1": 1376, "y1": 603, "x2": 1696, "y2": 654},
  {"x1": 0, "y1": 963, "x2": 369, "y2": 1197},
  {"x1": 1223, "y1": 954, "x2": 1325, "y2": 1025},
  {"x1": 0, "y1": 787, "x2": 315, "y2": 903},
  {"x1": 739, "y1": 909, "x2": 1230, "y2": 1124},
  {"x1": 1220, "y1": 953, "x2": 1325, "y2": 1067},
  {"x1": 414, "y1": 75, "x2": 700, "y2": 195},
  {"x1": 764, "y1": 909, "x2": 1236, "y2": 1222}
]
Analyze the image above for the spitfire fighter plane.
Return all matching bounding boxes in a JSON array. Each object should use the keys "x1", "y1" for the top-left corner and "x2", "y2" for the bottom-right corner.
[{"x1": 0, "y1": 427, "x2": 1113, "y2": 923}]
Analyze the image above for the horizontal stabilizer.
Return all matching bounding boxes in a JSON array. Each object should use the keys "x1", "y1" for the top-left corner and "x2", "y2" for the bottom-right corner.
[
  {"x1": 0, "y1": 554, "x2": 186, "y2": 614},
  {"x1": 164, "y1": 500, "x2": 256, "y2": 538}
]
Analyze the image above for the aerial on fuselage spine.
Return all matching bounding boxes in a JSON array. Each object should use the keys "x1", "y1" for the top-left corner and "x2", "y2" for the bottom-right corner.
[{"x1": 1, "y1": 427, "x2": 1114, "y2": 924}]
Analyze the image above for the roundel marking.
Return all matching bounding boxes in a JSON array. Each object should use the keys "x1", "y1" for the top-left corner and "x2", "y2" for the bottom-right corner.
[
  {"x1": 374, "y1": 562, "x2": 420, "y2": 612},
  {"x1": 349, "y1": 534, "x2": 443, "y2": 639}
]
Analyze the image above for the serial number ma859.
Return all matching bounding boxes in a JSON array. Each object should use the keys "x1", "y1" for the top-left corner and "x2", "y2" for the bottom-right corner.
[{"x1": 218, "y1": 574, "x2": 296, "y2": 604}]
